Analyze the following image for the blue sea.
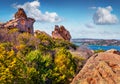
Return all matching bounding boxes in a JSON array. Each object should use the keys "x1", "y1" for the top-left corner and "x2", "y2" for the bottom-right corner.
[
  {"x1": 74, "y1": 43, "x2": 120, "y2": 51},
  {"x1": 88, "y1": 45, "x2": 120, "y2": 51}
]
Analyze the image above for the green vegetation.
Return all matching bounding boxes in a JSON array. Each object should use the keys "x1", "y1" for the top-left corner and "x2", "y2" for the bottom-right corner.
[
  {"x1": 52, "y1": 48, "x2": 76, "y2": 84},
  {"x1": 94, "y1": 49, "x2": 105, "y2": 53},
  {"x1": 0, "y1": 29, "x2": 84, "y2": 84}
]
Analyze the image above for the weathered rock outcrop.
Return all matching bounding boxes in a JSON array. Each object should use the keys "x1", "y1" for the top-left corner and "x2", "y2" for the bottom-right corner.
[
  {"x1": 72, "y1": 49, "x2": 120, "y2": 84},
  {"x1": 52, "y1": 25, "x2": 71, "y2": 41},
  {"x1": 106, "y1": 49, "x2": 120, "y2": 55},
  {"x1": 15, "y1": 8, "x2": 27, "y2": 19},
  {"x1": 70, "y1": 46, "x2": 94, "y2": 62},
  {"x1": 0, "y1": 8, "x2": 35, "y2": 34}
]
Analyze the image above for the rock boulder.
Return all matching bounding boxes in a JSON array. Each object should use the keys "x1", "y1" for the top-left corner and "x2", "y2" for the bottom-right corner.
[{"x1": 71, "y1": 49, "x2": 120, "y2": 84}]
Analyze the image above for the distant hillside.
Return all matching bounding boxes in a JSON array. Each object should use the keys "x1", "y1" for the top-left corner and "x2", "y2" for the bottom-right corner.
[{"x1": 72, "y1": 38, "x2": 120, "y2": 46}]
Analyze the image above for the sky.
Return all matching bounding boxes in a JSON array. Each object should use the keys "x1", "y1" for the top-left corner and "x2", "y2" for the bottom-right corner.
[{"x1": 0, "y1": 0, "x2": 120, "y2": 39}]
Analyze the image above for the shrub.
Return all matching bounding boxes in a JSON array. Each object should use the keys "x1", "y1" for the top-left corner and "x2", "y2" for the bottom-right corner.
[
  {"x1": 26, "y1": 50, "x2": 53, "y2": 84},
  {"x1": 52, "y1": 48, "x2": 76, "y2": 84},
  {"x1": 94, "y1": 49, "x2": 105, "y2": 53}
]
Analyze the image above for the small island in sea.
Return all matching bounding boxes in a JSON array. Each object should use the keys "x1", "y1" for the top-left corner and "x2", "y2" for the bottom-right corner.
[{"x1": 72, "y1": 38, "x2": 120, "y2": 51}]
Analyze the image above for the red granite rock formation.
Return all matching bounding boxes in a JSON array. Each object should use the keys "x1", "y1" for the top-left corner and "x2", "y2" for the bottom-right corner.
[
  {"x1": 71, "y1": 49, "x2": 120, "y2": 84},
  {"x1": 52, "y1": 25, "x2": 71, "y2": 41},
  {"x1": 0, "y1": 8, "x2": 35, "y2": 34},
  {"x1": 15, "y1": 8, "x2": 27, "y2": 19}
]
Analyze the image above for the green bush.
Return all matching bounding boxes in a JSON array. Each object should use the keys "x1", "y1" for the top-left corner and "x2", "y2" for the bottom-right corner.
[
  {"x1": 94, "y1": 49, "x2": 105, "y2": 53},
  {"x1": 52, "y1": 48, "x2": 76, "y2": 84},
  {"x1": 26, "y1": 50, "x2": 53, "y2": 84}
]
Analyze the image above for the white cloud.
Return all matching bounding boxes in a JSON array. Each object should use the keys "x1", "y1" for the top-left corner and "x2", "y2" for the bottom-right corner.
[
  {"x1": 13, "y1": 0, "x2": 62, "y2": 23},
  {"x1": 85, "y1": 23, "x2": 95, "y2": 28},
  {"x1": 93, "y1": 6, "x2": 119, "y2": 25}
]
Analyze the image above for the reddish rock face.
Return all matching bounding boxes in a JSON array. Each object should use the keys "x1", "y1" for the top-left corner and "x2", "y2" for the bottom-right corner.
[
  {"x1": 0, "y1": 8, "x2": 35, "y2": 34},
  {"x1": 52, "y1": 25, "x2": 71, "y2": 41},
  {"x1": 71, "y1": 49, "x2": 120, "y2": 84},
  {"x1": 15, "y1": 8, "x2": 27, "y2": 19}
]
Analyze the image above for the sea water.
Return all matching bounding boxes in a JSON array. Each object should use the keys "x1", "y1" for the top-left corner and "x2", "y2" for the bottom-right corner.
[
  {"x1": 74, "y1": 42, "x2": 120, "y2": 51},
  {"x1": 88, "y1": 45, "x2": 120, "y2": 51}
]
